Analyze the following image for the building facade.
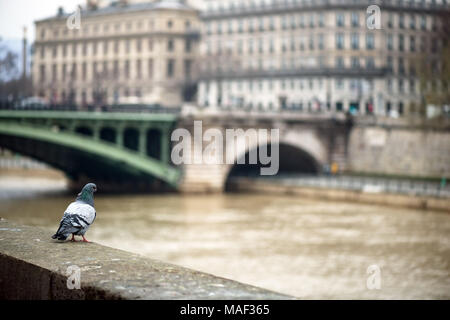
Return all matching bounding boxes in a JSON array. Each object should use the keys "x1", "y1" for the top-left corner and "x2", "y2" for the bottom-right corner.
[
  {"x1": 197, "y1": 0, "x2": 449, "y2": 116},
  {"x1": 33, "y1": 0, "x2": 200, "y2": 107}
]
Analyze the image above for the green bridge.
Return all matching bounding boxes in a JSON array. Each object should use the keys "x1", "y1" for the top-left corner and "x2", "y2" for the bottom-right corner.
[{"x1": 0, "y1": 111, "x2": 181, "y2": 191}]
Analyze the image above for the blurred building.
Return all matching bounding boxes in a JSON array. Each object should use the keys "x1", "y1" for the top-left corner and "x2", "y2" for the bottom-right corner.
[
  {"x1": 32, "y1": 0, "x2": 200, "y2": 107},
  {"x1": 197, "y1": 0, "x2": 449, "y2": 116}
]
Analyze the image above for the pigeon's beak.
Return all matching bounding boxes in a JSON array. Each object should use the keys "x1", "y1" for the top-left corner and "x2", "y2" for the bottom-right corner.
[{"x1": 93, "y1": 186, "x2": 97, "y2": 192}]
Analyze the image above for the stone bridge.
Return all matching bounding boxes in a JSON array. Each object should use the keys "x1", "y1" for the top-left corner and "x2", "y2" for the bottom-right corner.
[{"x1": 0, "y1": 110, "x2": 352, "y2": 192}]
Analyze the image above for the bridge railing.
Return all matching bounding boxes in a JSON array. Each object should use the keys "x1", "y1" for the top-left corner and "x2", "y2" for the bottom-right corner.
[{"x1": 0, "y1": 102, "x2": 182, "y2": 114}]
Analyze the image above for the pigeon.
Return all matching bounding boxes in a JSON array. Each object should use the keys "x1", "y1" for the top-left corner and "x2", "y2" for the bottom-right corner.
[{"x1": 52, "y1": 183, "x2": 97, "y2": 242}]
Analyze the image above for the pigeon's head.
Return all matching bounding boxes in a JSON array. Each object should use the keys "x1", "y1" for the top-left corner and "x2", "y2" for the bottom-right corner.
[{"x1": 82, "y1": 183, "x2": 97, "y2": 194}]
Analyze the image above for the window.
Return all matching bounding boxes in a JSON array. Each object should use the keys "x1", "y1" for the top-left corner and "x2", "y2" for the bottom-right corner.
[
  {"x1": 168, "y1": 39, "x2": 174, "y2": 51},
  {"x1": 309, "y1": 14, "x2": 315, "y2": 28},
  {"x1": 71, "y1": 63, "x2": 77, "y2": 80},
  {"x1": 136, "y1": 39, "x2": 141, "y2": 52},
  {"x1": 366, "y1": 57, "x2": 375, "y2": 69},
  {"x1": 148, "y1": 39, "x2": 153, "y2": 51},
  {"x1": 228, "y1": 20, "x2": 233, "y2": 34},
  {"x1": 336, "y1": 57, "x2": 344, "y2": 68},
  {"x1": 398, "y1": 34, "x2": 404, "y2": 51},
  {"x1": 351, "y1": 12, "x2": 359, "y2": 27},
  {"x1": 410, "y1": 15, "x2": 416, "y2": 29},
  {"x1": 318, "y1": 34, "x2": 324, "y2": 50},
  {"x1": 103, "y1": 61, "x2": 108, "y2": 76},
  {"x1": 366, "y1": 34, "x2": 374, "y2": 50},
  {"x1": 136, "y1": 59, "x2": 141, "y2": 79},
  {"x1": 387, "y1": 34, "x2": 393, "y2": 51},
  {"x1": 52, "y1": 64, "x2": 57, "y2": 81},
  {"x1": 184, "y1": 59, "x2": 192, "y2": 79},
  {"x1": 336, "y1": 13, "x2": 345, "y2": 27},
  {"x1": 148, "y1": 59, "x2": 153, "y2": 79},
  {"x1": 421, "y1": 15, "x2": 427, "y2": 30},
  {"x1": 82, "y1": 62, "x2": 87, "y2": 80},
  {"x1": 336, "y1": 33, "x2": 344, "y2": 49},
  {"x1": 351, "y1": 33, "x2": 359, "y2": 50},
  {"x1": 113, "y1": 60, "x2": 119, "y2": 77},
  {"x1": 185, "y1": 39, "x2": 191, "y2": 52},
  {"x1": 410, "y1": 36, "x2": 415, "y2": 52},
  {"x1": 399, "y1": 14, "x2": 405, "y2": 28},
  {"x1": 351, "y1": 57, "x2": 360, "y2": 68},
  {"x1": 398, "y1": 57, "x2": 405, "y2": 75},
  {"x1": 124, "y1": 60, "x2": 130, "y2": 78},
  {"x1": 282, "y1": 15, "x2": 288, "y2": 30},
  {"x1": 318, "y1": 14, "x2": 324, "y2": 27},
  {"x1": 309, "y1": 36, "x2": 314, "y2": 50},
  {"x1": 387, "y1": 56, "x2": 393, "y2": 72},
  {"x1": 167, "y1": 59, "x2": 175, "y2": 77},
  {"x1": 388, "y1": 13, "x2": 393, "y2": 28}
]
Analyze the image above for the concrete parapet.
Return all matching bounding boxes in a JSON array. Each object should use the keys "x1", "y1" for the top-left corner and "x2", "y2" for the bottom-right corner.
[{"x1": 0, "y1": 219, "x2": 292, "y2": 300}]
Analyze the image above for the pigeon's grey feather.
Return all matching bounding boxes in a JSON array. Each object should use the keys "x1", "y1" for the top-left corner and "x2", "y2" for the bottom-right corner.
[{"x1": 52, "y1": 183, "x2": 97, "y2": 241}]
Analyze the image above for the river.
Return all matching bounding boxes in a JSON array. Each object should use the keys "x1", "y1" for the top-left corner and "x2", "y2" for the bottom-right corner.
[{"x1": 0, "y1": 174, "x2": 449, "y2": 299}]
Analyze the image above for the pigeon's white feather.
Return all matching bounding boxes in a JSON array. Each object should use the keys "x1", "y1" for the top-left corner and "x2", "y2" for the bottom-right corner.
[{"x1": 64, "y1": 202, "x2": 96, "y2": 225}]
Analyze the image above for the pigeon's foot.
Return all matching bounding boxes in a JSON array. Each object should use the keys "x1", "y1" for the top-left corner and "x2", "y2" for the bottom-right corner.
[
  {"x1": 70, "y1": 235, "x2": 77, "y2": 242},
  {"x1": 82, "y1": 236, "x2": 90, "y2": 243}
]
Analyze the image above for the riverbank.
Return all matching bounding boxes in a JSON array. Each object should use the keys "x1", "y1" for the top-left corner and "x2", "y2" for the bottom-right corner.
[{"x1": 228, "y1": 178, "x2": 450, "y2": 213}]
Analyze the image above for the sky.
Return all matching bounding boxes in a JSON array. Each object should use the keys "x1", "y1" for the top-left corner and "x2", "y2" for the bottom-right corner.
[{"x1": 0, "y1": 0, "x2": 81, "y2": 41}]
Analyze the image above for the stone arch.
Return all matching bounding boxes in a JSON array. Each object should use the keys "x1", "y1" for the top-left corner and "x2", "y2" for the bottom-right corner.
[{"x1": 224, "y1": 140, "x2": 322, "y2": 183}]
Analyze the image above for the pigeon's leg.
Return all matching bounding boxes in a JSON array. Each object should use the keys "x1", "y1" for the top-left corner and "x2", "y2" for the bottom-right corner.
[
  {"x1": 70, "y1": 234, "x2": 77, "y2": 242},
  {"x1": 82, "y1": 236, "x2": 90, "y2": 243}
]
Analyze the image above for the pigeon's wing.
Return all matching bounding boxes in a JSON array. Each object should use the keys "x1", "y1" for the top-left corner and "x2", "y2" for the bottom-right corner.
[
  {"x1": 65, "y1": 201, "x2": 96, "y2": 227},
  {"x1": 52, "y1": 202, "x2": 96, "y2": 239}
]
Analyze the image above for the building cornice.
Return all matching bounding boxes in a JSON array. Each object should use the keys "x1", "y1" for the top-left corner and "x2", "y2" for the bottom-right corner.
[
  {"x1": 34, "y1": 31, "x2": 200, "y2": 46},
  {"x1": 201, "y1": 0, "x2": 450, "y2": 21}
]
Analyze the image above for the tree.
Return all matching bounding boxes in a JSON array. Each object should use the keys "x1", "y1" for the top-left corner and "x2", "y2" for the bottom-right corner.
[{"x1": 416, "y1": 10, "x2": 450, "y2": 117}]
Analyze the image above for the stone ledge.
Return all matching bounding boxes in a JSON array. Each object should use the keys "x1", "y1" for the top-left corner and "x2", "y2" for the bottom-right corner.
[
  {"x1": 0, "y1": 219, "x2": 292, "y2": 300},
  {"x1": 229, "y1": 179, "x2": 450, "y2": 213}
]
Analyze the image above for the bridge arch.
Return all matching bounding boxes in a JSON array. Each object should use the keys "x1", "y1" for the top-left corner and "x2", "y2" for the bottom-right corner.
[
  {"x1": 225, "y1": 141, "x2": 322, "y2": 185},
  {"x1": 0, "y1": 123, "x2": 180, "y2": 189}
]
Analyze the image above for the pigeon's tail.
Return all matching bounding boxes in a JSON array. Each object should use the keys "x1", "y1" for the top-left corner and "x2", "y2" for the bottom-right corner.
[{"x1": 52, "y1": 233, "x2": 68, "y2": 241}]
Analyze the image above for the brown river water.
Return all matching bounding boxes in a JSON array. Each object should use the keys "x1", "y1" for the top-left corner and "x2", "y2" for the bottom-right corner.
[{"x1": 0, "y1": 175, "x2": 449, "y2": 299}]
